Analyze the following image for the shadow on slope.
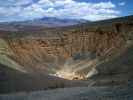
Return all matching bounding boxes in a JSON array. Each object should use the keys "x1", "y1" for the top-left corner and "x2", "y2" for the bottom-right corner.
[
  {"x1": 91, "y1": 45, "x2": 133, "y2": 86},
  {"x1": 0, "y1": 63, "x2": 92, "y2": 94},
  {"x1": 0, "y1": 63, "x2": 67, "y2": 94}
]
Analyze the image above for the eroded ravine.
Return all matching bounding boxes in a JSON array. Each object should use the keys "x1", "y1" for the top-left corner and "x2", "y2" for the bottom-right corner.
[
  {"x1": 1, "y1": 23, "x2": 131, "y2": 80},
  {"x1": 0, "y1": 17, "x2": 133, "y2": 81}
]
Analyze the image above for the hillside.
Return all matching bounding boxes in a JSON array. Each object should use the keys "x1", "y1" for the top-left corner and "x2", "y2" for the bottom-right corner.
[{"x1": 0, "y1": 15, "x2": 133, "y2": 95}]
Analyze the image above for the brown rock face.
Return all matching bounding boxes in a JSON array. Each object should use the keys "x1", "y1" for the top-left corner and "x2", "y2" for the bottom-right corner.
[
  {"x1": 0, "y1": 16, "x2": 133, "y2": 79},
  {"x1": 3, "y1": 23, "x2": 130, "y2": 74}
]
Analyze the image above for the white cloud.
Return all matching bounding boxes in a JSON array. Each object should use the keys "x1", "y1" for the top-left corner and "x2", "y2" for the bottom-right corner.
[
  {"x1": 0, "y1": 0, "x2": 121, "y2": 22},
  {"x1": 118, "y1": 2, "x2": 126, "y2": 6}
]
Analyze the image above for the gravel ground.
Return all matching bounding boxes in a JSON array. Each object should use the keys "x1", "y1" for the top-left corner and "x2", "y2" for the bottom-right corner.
[{"x1": 0, "y1": 81, "x2": 133, "y2": 100}]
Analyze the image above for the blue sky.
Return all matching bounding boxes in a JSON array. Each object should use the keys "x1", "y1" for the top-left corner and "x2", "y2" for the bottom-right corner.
[{"x1": 0, "y1": 0, "x2": 132, "y2": 22}]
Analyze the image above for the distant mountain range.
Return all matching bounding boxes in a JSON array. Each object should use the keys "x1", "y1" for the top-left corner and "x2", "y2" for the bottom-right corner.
[
  {"x1": 0, "y1": 17, "x2": 88, "y2": 31},
  {"x1": 28, "y1": 17, "x2": 87, "y2": 26}
]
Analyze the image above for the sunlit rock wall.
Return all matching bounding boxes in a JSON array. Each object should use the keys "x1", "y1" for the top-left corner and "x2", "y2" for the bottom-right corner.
[{"x1": 0, "y1": 21, "x2": 133, "y2": 79}]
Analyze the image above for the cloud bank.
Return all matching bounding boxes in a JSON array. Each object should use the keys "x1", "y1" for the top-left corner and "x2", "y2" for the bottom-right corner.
[{"x1": 0, "y1": 0, "x2": 120, "y2": 22}]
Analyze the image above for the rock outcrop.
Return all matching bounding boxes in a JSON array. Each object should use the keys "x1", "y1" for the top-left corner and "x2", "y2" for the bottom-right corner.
[{"x1": 0, "y1": 15, "x2": 133, "y2": 92}]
